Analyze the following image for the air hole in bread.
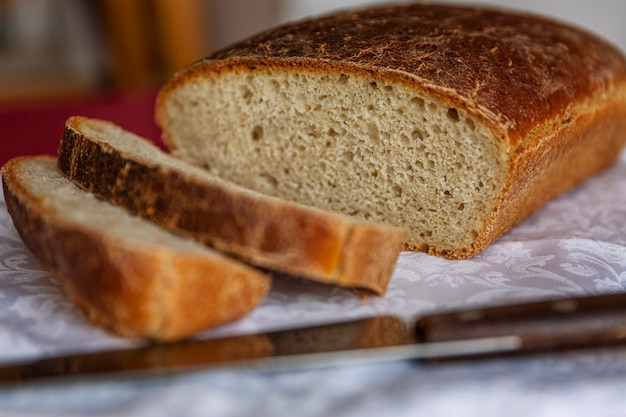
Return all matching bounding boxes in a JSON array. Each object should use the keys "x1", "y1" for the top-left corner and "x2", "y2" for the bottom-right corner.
[
  {"x1": 367, "y1": 123, "x2": 380, "y2": 145},
  {"x1": 241, "y1": 86, "x2": 253, "y2": 104},
  {"x1": 251, "y1": 125, "x2": 263, "y2": 141},
  {"x1": 411, "y1": 128, "x2": 424, "y2": 141},
  {"x1": 411, "y1": 97, "x2": 425, "y2": 108},
  {"x1": 259, "y1": 173, "x2": 278, "y2": 189},
  {"x1": 447, "y1": 108, "x2": 460, "y2": 122}
]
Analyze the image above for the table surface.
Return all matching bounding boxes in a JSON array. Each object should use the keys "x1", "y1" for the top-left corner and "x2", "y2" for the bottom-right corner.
[{"x1": 1, "y1": 93, "x2": 626, "y2": 416}]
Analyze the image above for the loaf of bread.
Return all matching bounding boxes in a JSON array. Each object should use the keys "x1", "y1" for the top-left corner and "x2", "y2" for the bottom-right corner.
[
  {"x1": 1, "y1": 156, "x2": 271, "y2": 341},
  {"x1": 58, "y1": 116, "x2": 406, "y2": 295},
  {"x1": 156, "y1": 4, "x2": 626, "y2": 259}
]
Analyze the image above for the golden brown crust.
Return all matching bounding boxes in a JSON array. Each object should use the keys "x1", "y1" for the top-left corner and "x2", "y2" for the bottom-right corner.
[
  {"x1": 58, "y1": 117, "x2": 406, "y2": 295},
  {"x1": 1, "y1": 156, "x2": 271, "y2": 341},
  {"x1": 479, "y1": 92, "x2": 626, "y2": 258},
  {"x1": 338, "y1": 222, "x2": 407, "y2": 292},
  {"x1": 411, "y1": 89, "x2": 626, "y2": 260},
  {"x1": 155, "y1": 4, "x2": 626, "y2": 260}
]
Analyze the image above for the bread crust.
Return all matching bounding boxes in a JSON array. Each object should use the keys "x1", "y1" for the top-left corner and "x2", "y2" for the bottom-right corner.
[
  {"x1": 58, "y1": 117, "x2": 406, "y2": 295},
  {"x1": 2, "y1": 156, "x2": 271, "y2": 341},
  {"x1": 156, "y1": 4, "x2": 626, "y2": 259},
  {"x1": 477, "y1": 95, "x2": 626, "y2": 259}
]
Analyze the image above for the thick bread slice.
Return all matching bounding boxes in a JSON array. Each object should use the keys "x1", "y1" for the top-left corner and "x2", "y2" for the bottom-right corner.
[
  {"x1": 1, "y1": 156, "x2": 270, "y2": 341},
  {"x1": 156, "y1": 4, "x2": 626, "y2": 259},
  {"x1": 57, "y1": 116, "x2": 406, "y2": 295}
]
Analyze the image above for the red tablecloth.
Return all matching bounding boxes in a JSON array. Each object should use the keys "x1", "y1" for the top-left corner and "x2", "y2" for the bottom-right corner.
[{"x1": 0, "y1": 89, "x2": 162, "y2": 167}]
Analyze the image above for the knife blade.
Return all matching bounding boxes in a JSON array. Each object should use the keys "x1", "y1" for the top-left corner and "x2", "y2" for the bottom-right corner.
[{"x1": 1, "y1": 292, "x2": 626, "y2": 387}]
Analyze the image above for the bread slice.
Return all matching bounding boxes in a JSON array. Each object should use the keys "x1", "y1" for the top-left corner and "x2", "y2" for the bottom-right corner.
[
  {"x1": 1, "y1": 156, "x2": 270, "y2": 341},
  {"x1": 155, "y1": 4, "x2": 626, "y2": 259},
  {"x1": 57, "y1": 116, "x2": 406, "y2": 295}
]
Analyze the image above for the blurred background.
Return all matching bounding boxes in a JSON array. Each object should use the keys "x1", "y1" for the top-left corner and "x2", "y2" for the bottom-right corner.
[{"x1": 1, "y1": 0, "x2": 626, "y2": 103}]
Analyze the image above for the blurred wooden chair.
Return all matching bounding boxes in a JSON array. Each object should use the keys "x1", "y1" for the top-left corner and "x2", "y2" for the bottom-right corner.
[
  {"x1": 100, "y1": 0, "x2": 211, "y2": 89},
  {"x1": 0, "y1": 0, "x2": 211, "y2": 100}
]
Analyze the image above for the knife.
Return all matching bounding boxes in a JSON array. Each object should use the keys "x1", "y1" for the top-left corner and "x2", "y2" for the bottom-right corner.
[{"x1": 1, "y1": 292, "x2": 626, "y2": 387}]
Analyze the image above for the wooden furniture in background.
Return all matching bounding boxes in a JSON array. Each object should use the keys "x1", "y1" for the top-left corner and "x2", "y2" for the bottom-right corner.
[
  {"x1": 100, "y1": 0, "x2": 210, "y2": 89},
  {"x1": 0, "y1": 0, "x2": 211, "y2": 101}
]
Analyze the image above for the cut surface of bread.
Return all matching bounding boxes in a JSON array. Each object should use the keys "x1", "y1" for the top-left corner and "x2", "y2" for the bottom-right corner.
[
  {"x1": 156, "y1": 4, "x2": 626, "y2": 259},
  {"x1": 1, "y1": 156, "x2": 270, "y2": 341},
  {"x1": 58, "y1": 116, "x2": 406, "y2": 295}
]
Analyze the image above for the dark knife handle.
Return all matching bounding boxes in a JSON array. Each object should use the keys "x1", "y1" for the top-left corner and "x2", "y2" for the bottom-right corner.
[{"x1": 415, "y1": 293, "x2": 626, "y2": 353}]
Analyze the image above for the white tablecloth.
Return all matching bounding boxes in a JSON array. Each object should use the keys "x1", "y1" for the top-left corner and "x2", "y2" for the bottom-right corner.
[{"x1": 1, "y1": 150, "x2": 625, "y2": 416}]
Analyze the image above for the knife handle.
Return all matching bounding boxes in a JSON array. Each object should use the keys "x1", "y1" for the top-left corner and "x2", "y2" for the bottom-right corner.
[{"x1": 415, "y1": 293, "x2": 626, "y2": 353}]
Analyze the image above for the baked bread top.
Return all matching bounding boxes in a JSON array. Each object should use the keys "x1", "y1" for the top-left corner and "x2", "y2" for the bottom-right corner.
[{"x1": 161, "y1": 3, "x2": 626, "y2": 148}]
